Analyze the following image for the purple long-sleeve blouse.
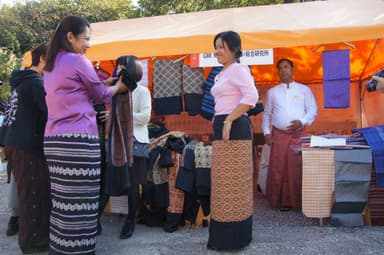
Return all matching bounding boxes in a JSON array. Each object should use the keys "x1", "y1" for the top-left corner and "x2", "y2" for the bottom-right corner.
[{"x1": 44, "y1": 51, "x2": 112, "y2": 137}]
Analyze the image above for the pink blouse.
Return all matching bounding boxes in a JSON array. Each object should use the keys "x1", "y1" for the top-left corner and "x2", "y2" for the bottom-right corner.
[{"x1": 211, "y1": 63, "x2": 259, "y2": 115}]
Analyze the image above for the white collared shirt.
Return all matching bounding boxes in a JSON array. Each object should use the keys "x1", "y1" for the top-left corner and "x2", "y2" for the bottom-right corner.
[{"x1": 262, "y1": 81, "x2": 317, "y2": 135}]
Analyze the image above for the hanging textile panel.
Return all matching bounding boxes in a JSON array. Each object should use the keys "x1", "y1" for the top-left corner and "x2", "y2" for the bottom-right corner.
[
  {"x1": 200, "y1": 66, "x2": 223, "y2": 120},
  {"x1": 153, "y1": 59, "x2": 182, "y2": 115},
  {"x1": 182, "y1": 65, "x2": 204, "y2": 116},
  {"x1": 322, "y1": 49, "x2": 350, "y2": 108}
]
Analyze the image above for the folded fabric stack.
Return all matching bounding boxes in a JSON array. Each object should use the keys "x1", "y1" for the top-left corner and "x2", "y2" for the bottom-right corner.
[{"x1": 353, "y1": 125, "x2": 384, "y2": 187}]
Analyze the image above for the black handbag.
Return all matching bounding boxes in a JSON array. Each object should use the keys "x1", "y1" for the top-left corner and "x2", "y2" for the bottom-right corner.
[{"x1": 133, "y1": 138, "x2": 149, "y2": 158}]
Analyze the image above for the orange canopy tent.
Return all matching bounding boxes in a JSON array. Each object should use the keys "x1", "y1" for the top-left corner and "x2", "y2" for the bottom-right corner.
[{"x1": 21, "y1": 0, "x2": 384, "y2": 134}]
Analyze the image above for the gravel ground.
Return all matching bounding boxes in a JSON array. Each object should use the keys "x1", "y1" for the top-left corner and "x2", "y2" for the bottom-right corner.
[{"x1": 0, "y1": 171, "x2": 383, "y2": 255}]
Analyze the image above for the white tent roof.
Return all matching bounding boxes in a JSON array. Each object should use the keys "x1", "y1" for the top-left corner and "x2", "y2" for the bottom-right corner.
[{"x1": 86, "y1": 0, "x2": 384, "y2": 61}]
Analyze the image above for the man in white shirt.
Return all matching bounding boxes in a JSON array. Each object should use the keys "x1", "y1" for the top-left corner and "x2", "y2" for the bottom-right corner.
[{"x1": 262, "y1": 58, "x2": 317, "y2": 211}]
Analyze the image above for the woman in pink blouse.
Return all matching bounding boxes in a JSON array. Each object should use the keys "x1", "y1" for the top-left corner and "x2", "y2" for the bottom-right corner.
[
  {"x1": 207, "y1": 31, "x2": 259, "y2": 251},
  {"x1": 43, "y1": 15, "x2": 128, "y2": 255}
]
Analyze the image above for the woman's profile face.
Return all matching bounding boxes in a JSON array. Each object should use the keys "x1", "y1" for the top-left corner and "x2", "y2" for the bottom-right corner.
[
  {"x1": 69, "y1": 26, "x2": 91, "y2": 55},
  {"x1": 214, "y1": 37, "x2": 235, "y2": 67}
]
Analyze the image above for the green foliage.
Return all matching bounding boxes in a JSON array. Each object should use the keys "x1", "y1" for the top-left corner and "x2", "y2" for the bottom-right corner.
[
  {"x1": 0, "y1": 0, "x2": 135, "y2": 57},
  {"x1": 0, "y1": 48, "x2": 19, "y2": 101},
  {"x1": 135, "y1": 0, "x2": 292, "y2": 16}
]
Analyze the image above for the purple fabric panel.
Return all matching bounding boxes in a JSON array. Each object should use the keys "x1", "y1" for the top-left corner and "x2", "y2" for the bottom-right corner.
[
  {"x1": 322, "y1": 50, "x2": 350, "y2": 108},
  {"x1": 323, "y1": 79, "x2": 350, "y2": 108},
  {"x1": 322, "y1": 50, "x2": 350, "y2": 80}
]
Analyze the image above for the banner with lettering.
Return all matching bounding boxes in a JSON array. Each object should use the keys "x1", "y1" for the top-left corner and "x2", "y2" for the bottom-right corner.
[{"x1": 190, "y1": 49, "x2": 273, "y2": 67}]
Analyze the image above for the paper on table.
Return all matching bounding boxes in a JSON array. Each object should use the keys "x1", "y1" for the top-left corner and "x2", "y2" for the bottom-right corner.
[{"x1": 310, "y1": 135, "x2": 346, "y2": 147}]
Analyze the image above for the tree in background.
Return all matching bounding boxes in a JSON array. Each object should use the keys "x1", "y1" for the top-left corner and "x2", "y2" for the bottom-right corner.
[
  {"x1": 0, "y1": 0, "x2": 135, "y2": 99},
  {"x1": 134, "y1": 0, "x2": 307, "y2": 16},
  {"x1": 0, "y1": 0, "x2": 313, "y2": 99},
  {"x1": 0, "y1": 48, "x2": 19, "y2": 101},
  {"x1": 0, "y1": 0, "x2": 135, "y2": 57}
]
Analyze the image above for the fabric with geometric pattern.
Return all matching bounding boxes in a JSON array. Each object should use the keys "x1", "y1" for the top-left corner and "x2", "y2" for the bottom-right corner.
[
  {"x1": 167, "y1": 152, "x2": 184, "y2": 214},
  {"x1": 183, "y1": 65, "x2": 204, "y2": 115},
  {"x1": 153, "y1": 59, "x2": 182, "y2": 115},
  {"x1": 194, "y1": 142, "x2": 212, "y2": 168},
  {"x1": 211, "y1": 140, "x2": 253, "y2": 222}
]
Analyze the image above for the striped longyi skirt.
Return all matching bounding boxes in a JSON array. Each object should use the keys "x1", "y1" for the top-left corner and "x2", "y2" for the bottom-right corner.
[{"x1": 44, "y1": 134, "x2": 101, "y2": 255}]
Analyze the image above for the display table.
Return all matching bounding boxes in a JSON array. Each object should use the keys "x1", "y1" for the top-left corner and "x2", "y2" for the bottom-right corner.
[{"x1": 302, "y1": 147, "x2": 372, "y2": 226}]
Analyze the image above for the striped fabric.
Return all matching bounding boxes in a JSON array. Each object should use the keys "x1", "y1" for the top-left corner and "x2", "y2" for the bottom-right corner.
[
  {"x1": 200, "y1": 67, "x2": 222, "y2": 120},
  {"x1": 44, "y1": 134, "x2": 101, "y2": 255},
  {"x1": 354, "y1": 125, "x2": 384, "y2": 187}
]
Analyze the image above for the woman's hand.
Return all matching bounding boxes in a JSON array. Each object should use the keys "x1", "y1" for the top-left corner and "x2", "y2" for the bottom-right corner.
[
  {"x1": 97, "y1": 110, "x2": 110, "y2": 123},
  {"x1": 111, "y1": 76, "x2": 129, "y2": 96},
  {"x1": 103, "y1": 77, "x2": 118, "y2": 86},
  {"x1": 222, "y1": 121, "x2": 232, "y2": 141}
]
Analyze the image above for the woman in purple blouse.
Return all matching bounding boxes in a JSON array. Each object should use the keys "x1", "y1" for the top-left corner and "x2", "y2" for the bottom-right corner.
[
  {"x1": 43, "y1": 15, "x2": 128, "y2": 255},
  {"x1": 207, "y1": 31, "x2": 259, "y2": 251}
]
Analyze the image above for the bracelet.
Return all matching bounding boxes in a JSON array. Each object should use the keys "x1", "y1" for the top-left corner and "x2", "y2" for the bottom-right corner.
[{"x1": 223, "y1": 120, "x2": 232, "y2": 125}]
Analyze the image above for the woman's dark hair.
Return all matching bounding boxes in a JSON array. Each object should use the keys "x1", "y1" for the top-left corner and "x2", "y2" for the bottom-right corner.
[
  {"x1": 116, "y1": 55, "x2": 143, "y2": 82},
  {"x1": 115, "y1": 55, "x2": 142, "y2": 91},
  {"x1": 213, "y1": 31, "x2": 242, "y2": 63},
  {"x1": 31, "y1": 43, "x2": 48, "y2": 67},
  {"x1": 44, "y1": 15, "x2": 90, "y2": 72}
]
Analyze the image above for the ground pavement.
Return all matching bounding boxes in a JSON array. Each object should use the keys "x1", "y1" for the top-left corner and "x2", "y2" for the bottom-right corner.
[{"x1": 0, "y1": 170, "x2": 383, "y2": 255}]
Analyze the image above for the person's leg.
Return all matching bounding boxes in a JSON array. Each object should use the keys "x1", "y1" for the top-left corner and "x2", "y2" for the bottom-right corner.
[
  {"x1": 120, "y1": 183, "x2": 139, "y2": 239},
  {"x1": 120, "y1": 157, "x2": 141, "y2": 239},
  {"x1": 5, "y1": 147, "x2": 50, "y2": 253},
  {"x1": 6, "y1": 172, "x2": 18, "y2": 236}
]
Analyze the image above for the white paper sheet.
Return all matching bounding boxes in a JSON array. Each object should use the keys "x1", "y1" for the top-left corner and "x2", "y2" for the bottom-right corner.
[{"x1": 310, "y1": 135, "x2": 347, "y2": 147}]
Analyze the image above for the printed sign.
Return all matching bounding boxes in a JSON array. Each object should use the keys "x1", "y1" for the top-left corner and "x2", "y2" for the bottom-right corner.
[{"x1": 190, "y1": 49, "x2": 273, "y2": 67}]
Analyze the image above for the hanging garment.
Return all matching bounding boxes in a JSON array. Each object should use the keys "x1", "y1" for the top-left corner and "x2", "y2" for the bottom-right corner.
[
  {"x1": 322, "y1": 50, "x2": 350, "y2": 108},
  {"x1": 163, "y1": 152, "x2": 185, "y2": 233},
  {"x1": 182, "y1": 65, "x2": 204, "y2": 116},
  {"x1": 175, "y1": 140, "x2": 197, "y2": 193},
  {"x1": 200, "y1": 66, "x2": 223, "y2": 120},
  {"x1": 194, "y1": 142, "x2": 212, "y2": 216},
  {"x1": 153, "y1": 59, "x2": 182, "y2": 115},
  {"x1": 105, "y1": 92, "x2": 134, "y2": 195}
]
